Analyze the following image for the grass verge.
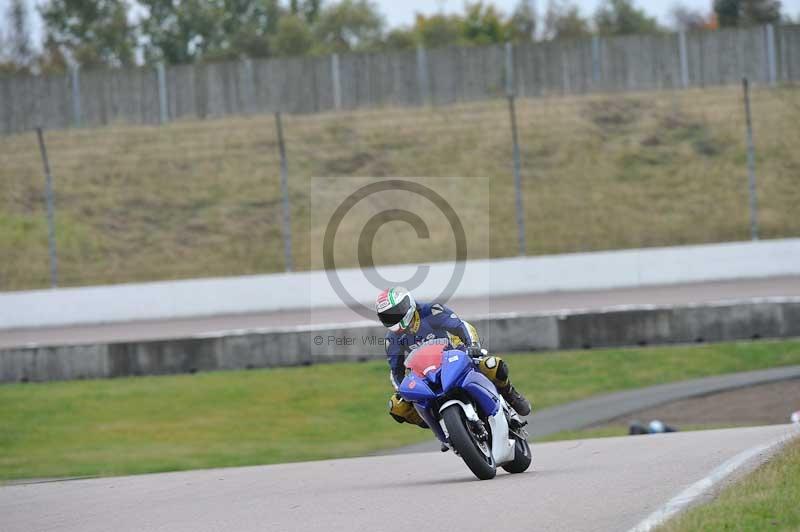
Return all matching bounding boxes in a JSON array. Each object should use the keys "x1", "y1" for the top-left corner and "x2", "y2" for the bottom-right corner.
[
  {"x1": 1, "y1": 339, "x2": 799, "y2": 481},
  {"x1": 659, "y1": 437, "x2": 800, "y2": 531},
  {"x1": 2, "y1": 86, "x2": 799, "y2": 289}
]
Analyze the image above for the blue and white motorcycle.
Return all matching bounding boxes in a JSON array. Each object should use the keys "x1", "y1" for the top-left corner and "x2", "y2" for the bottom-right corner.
[{"x1": 398, "y1": 342, "x2": 532, "y2": 480}]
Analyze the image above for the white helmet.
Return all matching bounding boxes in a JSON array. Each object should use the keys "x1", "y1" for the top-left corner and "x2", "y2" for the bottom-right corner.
[{"x1": 376, "y1": 287, "x2": 417, "y2": 332}]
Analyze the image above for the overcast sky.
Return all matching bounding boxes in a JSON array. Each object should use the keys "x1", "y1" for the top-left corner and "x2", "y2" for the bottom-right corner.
[{"x1": 2, "y1": 0, "x2": 799, "y2": 51}]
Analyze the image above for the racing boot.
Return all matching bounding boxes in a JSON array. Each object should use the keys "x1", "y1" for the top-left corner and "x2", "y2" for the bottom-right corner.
[
  {"x1": 389, "y1": 393, "x2": 429, "y2": 428},
  {"x1": 498, "y1": 382, "x2": 532, "y2": 416},
  {"x1": 476, "y1": 356, "x2": 532, "y2": 416}
]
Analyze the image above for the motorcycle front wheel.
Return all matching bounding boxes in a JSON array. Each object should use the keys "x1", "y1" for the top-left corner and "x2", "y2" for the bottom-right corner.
[{"x1": 441, "y1": 405, "x2": 496, "y2": 480}]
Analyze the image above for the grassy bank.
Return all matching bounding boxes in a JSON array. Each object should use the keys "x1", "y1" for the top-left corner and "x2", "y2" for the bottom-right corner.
[
  {"x1": 661, "y1": 438, "x2": 800, "y2": 531},
  {"x1": 2, "y1": 86, "x2": 799, "y2": 289},
  {"x1": 1, "y1": 339, "x2": 799, "y2": 481}
]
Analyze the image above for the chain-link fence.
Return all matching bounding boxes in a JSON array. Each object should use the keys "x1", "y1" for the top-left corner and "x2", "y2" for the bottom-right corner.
[
  {"x1": 1, "y1": 82, "x2": 799, "y2": 291},
  {"x1": 4, "y1": 24, "x2": 800, "y2": 135}
]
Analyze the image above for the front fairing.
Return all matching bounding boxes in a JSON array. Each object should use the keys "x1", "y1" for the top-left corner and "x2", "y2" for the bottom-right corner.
[
  {"x1": 398, "y1": 349, "x2": 500, "y2": 445},
  {"x1": 440, "y1": 349, "x2": 471, "y2": 392},
  {"x1": 398, "y1": 373, "x2": 437, "y2": 403}
]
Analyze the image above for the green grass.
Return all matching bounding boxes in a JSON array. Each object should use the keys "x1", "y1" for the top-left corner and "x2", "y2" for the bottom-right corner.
[
  {"x1": 660, "y1": 438, "x2": 800, "y2": 531},
  {"x1": 1, "y1": 86, "x2": 799, "y2": 289},
  {"x1": 1, "y1": 339, "x2": 799, "y2": 481}
]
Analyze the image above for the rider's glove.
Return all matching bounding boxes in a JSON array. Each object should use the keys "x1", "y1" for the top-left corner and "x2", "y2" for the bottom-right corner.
[{"x1": 466, "y1": 344, "x2": 483, "y2": 358}]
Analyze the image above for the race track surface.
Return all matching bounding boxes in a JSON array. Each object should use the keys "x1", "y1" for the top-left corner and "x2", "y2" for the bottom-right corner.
[
  {"x1": 3, "y1": 276, "x2": 800, "y2": 348},
  {"x1": 2, "y1": 425, "x2": 797, "y2": 532},
  {"x1": 382, "y1": 365, "x2": 800, "y2": 455}
]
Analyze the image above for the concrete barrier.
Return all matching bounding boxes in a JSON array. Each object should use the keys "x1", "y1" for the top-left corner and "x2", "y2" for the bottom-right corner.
[
  {"x1": 2, "y1": 298, "x2": 798, "y2": 383},
  {"x1": 3, "y1": 238, "x2": 800, "y2": 331}
]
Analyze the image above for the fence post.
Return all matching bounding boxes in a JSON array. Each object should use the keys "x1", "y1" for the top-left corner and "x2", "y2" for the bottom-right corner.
[
  {"x1": 36, "y1": 127, "x2": 59, "y2": 287},
  {"x1": 275, "y1": 112, "x2": 294, "y2": 272},
  {"x1": 678, "y1": 31, "x2": 690, "y2": 88},
  {"x1": 242, "y1": 58, "x2": 256, "y2": 114},
  {"x1": 742, "y1": 78, "x2": 759, "y2": 241},
  {"x1": 505, "y1": 42, "x2": 515, "y2": 97},
  {"x1": 156, "y1": 62, "x2": 169, "y2": 124},
  {"x1": 416, "y1": 45, "x2": 431, "y2": 106},
  {"x1": 331, "y1": 53, "x2": 342, "y2": 110},
  {"x1": 507, "y1": 94, "x2": 526, "y2": 256},
  {"x1": 561, "y1": 49, "x2": 571, "y2": 94},
  {"x1": 765, "y1": 24, "x2": 777, "y2": 86},
  {"x1": 591, "y1": 35, "x2": 602, "y2": 87},
  {"x1": 69, "y1": 65, "x2": 81, "y2": 128}
]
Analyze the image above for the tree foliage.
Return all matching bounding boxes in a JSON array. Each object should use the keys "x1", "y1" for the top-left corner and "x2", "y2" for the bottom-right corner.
[
  {"x1": 272, "y1": 15, "x2": 314, "y2": 56},
  {"x1": 31, "y1": 0, "x2": 788, "y2": 70},
  {"x1": 543, "y1": 0, "x2": 591, "y2": 40},
  {"x1": 40, "y1": 0, "x2": 137, "y2": 67},
  {"x1": 139, "y1": 0, "x2": 281, "y2": 63},
  {"x1": 508, "y1": 0, "x2": 537, "y2": 43},
  {"x1": 713, "y1": 0, "x2": 782, "y2": 26},
  {"x1": 595, "y1": 0, "x2": 662, "y2": 35},
  {"x1": 670, "y1": 3, "x2": 710, "y2": 31},
  {"x1": 462, "y1": 2, "x2": 507, "y2": 45},
  {"x1": 413, "y1": 14, "x2": 464, "y2": 48},
  {"x1": 312, "y1": 0, "x2": 384, "y2": 53}
]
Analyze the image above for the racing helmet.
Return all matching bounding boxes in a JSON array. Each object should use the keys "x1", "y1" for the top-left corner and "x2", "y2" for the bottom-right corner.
[{"x1": 376, "y1": 287, "x2": 416, "y2": 332}]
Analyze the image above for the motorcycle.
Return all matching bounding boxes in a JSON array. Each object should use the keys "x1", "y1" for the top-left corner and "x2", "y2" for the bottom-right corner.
[{"x1": 397, "y1": 341, "x2": 532, "y2": 480}]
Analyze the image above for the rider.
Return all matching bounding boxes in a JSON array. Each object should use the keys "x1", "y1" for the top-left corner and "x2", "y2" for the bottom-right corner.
[{"x1": 376, "y1": 286, "x2": 532, "y2": 428}]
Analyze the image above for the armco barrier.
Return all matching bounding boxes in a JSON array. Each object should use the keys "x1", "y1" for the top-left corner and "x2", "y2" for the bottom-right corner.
[
  {"x1": 2, "y1": 298, "x2": 798, "y2": 383},
  {"x1": 3, "y1": 238, "x2": 800, "y2": 331}
]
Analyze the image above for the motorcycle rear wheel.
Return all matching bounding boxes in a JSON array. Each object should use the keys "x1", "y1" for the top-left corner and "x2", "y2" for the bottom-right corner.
[{"x1": 442, "y1": 405, "x2": 497, "y2": 480}]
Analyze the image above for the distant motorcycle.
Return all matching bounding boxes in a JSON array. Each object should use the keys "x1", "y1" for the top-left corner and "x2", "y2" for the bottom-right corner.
[{"x1": 398, "y1": 342, "x2": 532, "y2": 480}]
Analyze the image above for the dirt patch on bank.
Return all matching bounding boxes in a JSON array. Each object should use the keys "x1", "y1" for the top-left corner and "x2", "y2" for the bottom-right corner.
[{"x1": 600, "y1": 379, "x2": 800, "y2": 429}]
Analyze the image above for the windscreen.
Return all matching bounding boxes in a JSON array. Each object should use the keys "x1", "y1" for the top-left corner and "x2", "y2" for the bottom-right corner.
[{"x1": 404, "y1": 342, "x2": 447, "y2": 377}]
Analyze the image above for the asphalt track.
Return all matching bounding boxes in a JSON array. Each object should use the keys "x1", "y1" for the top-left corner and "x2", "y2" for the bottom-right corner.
[
  {"x1": 2, "y1": 425, "x2": 797, "y2": 532},
  {"x1": 3, "y1": 276, "x2": 800, "y2": 348},
  {"x1": 382, "y1": 365, "x2": 800, "y2": 455}
]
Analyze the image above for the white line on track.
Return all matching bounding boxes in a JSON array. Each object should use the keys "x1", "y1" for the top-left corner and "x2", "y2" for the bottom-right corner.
[{"x1": 628, "y1": 426, "x2": 800, "y2": 532}]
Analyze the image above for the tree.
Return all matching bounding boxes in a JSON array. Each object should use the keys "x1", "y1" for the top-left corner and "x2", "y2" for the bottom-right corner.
[
  {"x1": 5, "y1": 0, "x2": 33, "y2": 70},
  {"x1": 543, "y1": 0, "x2": 591, "y2": 40},
  {"x1": 714, "y1": 0, "x2": 740, "y2": 25},
  {"x1": 271, "y1": 15, "x2": 314, "y2": 56},
  {"x1": 139, "y1": 0, "x2": 282, "y2": 63},
  {"x1": 462, "y1": 2, "x2": 506, "y2": 45},
  {"x1": 595, "y1": 0, "x2": 661, "y2": 35},
  {"x1": 139, "y1": 0, "x2": 217, "y2": 63},
  {"x1": 313, "y1": 0, "x2": 384, "y2": 53},
  {"x1": 291, "y1": 0, "x2": 322, "y2": 24},
  {"x1": 414, "y1": 13, "x2": 464, "y2": 48},
  {"x1": 507, "y1": 0, "x2": 537, "y2": 43},
  {"x1": 382, "y1": 28, "x2": 418, "y2": 50},
  {"x1": 742, "y1": 0, "x2": 782, "y2": 23},
  {"x1": 670, "y1": 3, "x2": 709, "y2": 30},
  {"x1": 713, "y1": 0, "x2": 781, "y2": 26},
  {"x1": 40, "y1": 0, "x2": 137, "y2": 67}
]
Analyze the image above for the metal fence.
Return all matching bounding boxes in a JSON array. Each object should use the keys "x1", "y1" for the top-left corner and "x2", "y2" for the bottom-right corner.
[
  {"x1": 2, "y1": 79, "x2": 799, "y2": 291},
  {"x1": 2, "y1": 24, "x2": 800, "y2": 135}
]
